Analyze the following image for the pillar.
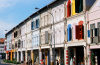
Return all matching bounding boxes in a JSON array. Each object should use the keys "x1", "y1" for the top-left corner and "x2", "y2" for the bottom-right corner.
[
  {"x1": 95, "y1": 56, "x2": 98, "y2": 65},
  {"x1": 10, "y1": 51, "x2": 12, "y2": 61},
  {"x1": 50, "y1": 47, "x2": 54, "y2": 65},
  {"x1": 73, "y1": 48, "x2": 76, "y2": 65},
  {"x1": 39, "y1": 47, "x2": 42, "y2": 64},
  {"x1": 87, "y1": 45, "x2": 91, "y2": 65},
  {"x1": 31, "y1": 50, "x2": 34, "y2": 64},
  {"x1": 84, "y1": 46, "x2": 87, "y2": 65},
  {"x1": 59, "y1": 48, "x2": 61, "y2": 64},
  {"x1": 25, "y1": 51, "x2": 28, "y2": 63},
  {"x1": 64, "y1": 47, "x2": 69, "y2": 65},
  {"x1": 17, "y1": 51, "x2": 19, "y2": 62},
  {"x1": 21, "y1": 51, "x2": 23, "y2": 62},
  {"x1": 6, "y1": 53, "x2": 8, "y2": 60},
  {"x1": 14, "y1": 52, "x2": 16, "y2": 59}
]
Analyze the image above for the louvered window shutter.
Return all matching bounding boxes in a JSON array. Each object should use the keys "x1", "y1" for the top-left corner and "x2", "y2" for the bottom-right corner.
[
  {"x1": 45, "y1": 31, "x2": 49, "y2": 44},
  {"x1": 79, "y1": 25, "x2": 84, "y2": 39},
  {"x1": 76, "y1": 25, "x2": 79, "y2": 39},
  {"x1": 90, "y1": 24, "x2": 95, "y2": 43},
  {"x1": 67, "y1": 0, "x2": 71, "y2": 17},
  {"x1": 98, "y1": 22, "x2": 100, "y2": 42},
  {"x1": 88, "y1": 30, "x2": 90, "y2": 37},
  {"x1": 31, "y1": 22, "x2": 34, "y2": 30}
]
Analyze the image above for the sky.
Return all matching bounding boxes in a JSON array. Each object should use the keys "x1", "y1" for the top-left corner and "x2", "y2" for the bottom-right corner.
[{"x1": 0, "y1": 0, "x2": 54, "y2": 38}]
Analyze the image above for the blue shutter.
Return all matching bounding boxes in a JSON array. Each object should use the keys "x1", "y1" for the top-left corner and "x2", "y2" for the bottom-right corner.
[
  {"x1": 36, "y1": 19, "x2": 39, "y2": 28},
  {"x1": 31, "y1": 21, "x2": 34, "y2": 30},
  {"x1": 67, "y1": 24, "x2": 72, "y2": 41},
  {"x1": 31, "y1": 22, "x2": 33, "y2": 30},
  {"x1": 88, "y1": 30, "x2": 90, "y2": 37}
]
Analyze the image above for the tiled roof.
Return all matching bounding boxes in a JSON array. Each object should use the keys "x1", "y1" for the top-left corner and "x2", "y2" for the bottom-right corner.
[{"x1": 0, "y1": 38, "x2": 5, "y2": 44}]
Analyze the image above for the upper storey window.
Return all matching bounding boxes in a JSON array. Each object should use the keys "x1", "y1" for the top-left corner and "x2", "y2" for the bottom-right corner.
[
  {"x1": 90, "y1": 22, "x2": 100, "y2": 43},
  {"x1": 14, "y1": 31, "x2": 18, "y2": 38},
  {"x1": 31, "y1": 21, "x2": 34, "y2": 30},
  {"x1": 31, "y1": 18, "x2": 39, "y2": 30},
  {"x1": 36, "y1": 19, "x2": 39, "y2": 28},
  {"x1": 67, "y1": 0, "x2": 83, "y2": 17},
  {"x1": 76, "y1": 25, "x2": 84, "y2": 40},
  {"x1": 67, "y1": 24, "x2": 72, "y2": 41}
]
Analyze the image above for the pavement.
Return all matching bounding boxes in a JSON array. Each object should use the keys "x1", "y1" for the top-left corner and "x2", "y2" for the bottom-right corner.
[
  {"x1": 0, "y1": 59, "x2": 41, "y2": 65},
  {"x1": 0, "y1": 59, "x2": 10, "y2": 65},
  {"x1": 0, "y1": 59, "x2": 21, "y2": 65}
]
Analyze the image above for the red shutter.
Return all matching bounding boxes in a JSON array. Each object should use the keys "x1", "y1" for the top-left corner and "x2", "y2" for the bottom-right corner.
[
  {"x1": 67, "y1": 0, "x2": 71, "y2": 17},
  {"x1": 79, "y1": 25, "x2": 84, "y2": 39},
  {"x1": 76, "y1": 25, "x2": 79, "y2": 39},
  {"x1": 76, "y1": 25, "x2": 84, "y2": 40}
]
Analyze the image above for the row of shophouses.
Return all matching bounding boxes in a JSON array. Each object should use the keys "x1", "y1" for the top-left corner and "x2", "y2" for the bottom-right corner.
[{"x1": 5, "y1": 0, "x2": 100, "y2": 65}]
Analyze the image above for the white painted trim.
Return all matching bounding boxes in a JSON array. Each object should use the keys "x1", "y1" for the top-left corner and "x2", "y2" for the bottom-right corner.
[
  {"x1": 41, "y1": 46, "x2": 50, "y2": 49},
  {"x1": 66, "y1": 42, "x2": 86, "y2": 47},
  {"x1": 22, "y1": 48, "x2": 27, "y2": 51},
  {"x1": 32, "y1": 47, "x2": 39, "y2": 50},
  {"x1": 90, "y1": 45, "x2": 100, "y2": 49},
  {"x1": 52, "y1": 44, "x2": 64, "y2": 48}
]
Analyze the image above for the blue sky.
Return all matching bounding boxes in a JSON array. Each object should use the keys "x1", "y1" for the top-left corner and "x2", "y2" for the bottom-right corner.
[{"x1": 0, "y1": 0, "x2": 54, "y2": 38}]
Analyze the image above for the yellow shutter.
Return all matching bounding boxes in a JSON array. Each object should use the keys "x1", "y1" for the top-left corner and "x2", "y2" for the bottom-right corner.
[{"x1": 72, "y1": 0, "x2": 76, "y2": 15}]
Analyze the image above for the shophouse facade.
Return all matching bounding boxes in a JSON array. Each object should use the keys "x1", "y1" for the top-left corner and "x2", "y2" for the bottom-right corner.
[
  {"x1": 5, "y1": 0, "x2": 99, "y2": 65},
  {"x1": 6, "y1": 32, "x2": 12, "y2": 60},
  {"x1": 87, "y1": 0, "x2": 100, "y2": 65},
  {"x1": 64, "y1": 0, "x2": 96, "y2": 65}
]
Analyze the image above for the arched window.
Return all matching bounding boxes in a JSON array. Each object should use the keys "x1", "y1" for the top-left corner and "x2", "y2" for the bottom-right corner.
[{"x1": 67, "y1": 24, "x2": 72, "y2": 41}]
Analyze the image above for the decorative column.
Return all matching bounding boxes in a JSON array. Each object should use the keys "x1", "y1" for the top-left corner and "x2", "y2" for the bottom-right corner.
[
  {"x1": 31, "y1": 50, "x2": 34, "y2": 64},
  {"x1": 65, "y1": 47, "x2": 69, "y2": 65},
  {"x1": 21, "y1": 51, "x2": 23, "y2": 63},
  {"x1": 39, "y1": 47, "x2": 42, "y2": 64},
  {"x1": 17, "y1": 51, "x2": 19, "y2": 62},
  {"x1": 50, "y1": 47, "x2": 54, "y2": 65}
]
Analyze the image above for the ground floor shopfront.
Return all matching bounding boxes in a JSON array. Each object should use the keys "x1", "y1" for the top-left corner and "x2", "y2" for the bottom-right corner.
[
  {"x1": 90, "y1": 45, "x2": 100, "y2": 65},
  {"x1": 65, "y1": 42, "x2": 87, "y2": 65},
  {"x1": 39, "y1": 47, "x2": 64, "y2": 65}
]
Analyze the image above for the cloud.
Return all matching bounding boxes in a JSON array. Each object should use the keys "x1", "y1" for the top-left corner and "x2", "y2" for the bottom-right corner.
[{"x1": 0, "y1": 0, "x2": 18, "y2": 9}]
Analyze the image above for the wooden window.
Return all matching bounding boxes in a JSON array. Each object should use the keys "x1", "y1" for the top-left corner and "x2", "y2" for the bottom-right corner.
[
  {"x1": 95, "y1": 28, "x2": 98, "y2": 36},
  {"x1": 76, "y1": 25, "x2": 84, "y2": 40},
  {"x1": 36, "y1": 19, "x2": 39, "y2": 28},
  {"x1": 98, "y1": 22, "x2": 100, "y2": 42},
  {"x1": 67, "y1": 24, "x2": 72, "y2": 41},
  {"x1": 75, "y1": 0, "x2": 83, "y2": 13},
  {"x1": 88, "y1": 30, "x2": 90, "y2": 37},
  {"x1": 67, "y1": 0, "x2": 71, "y2": 17},
  {"x1": 31, "y1": 22, "x2": 34, "y2": 30}
]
